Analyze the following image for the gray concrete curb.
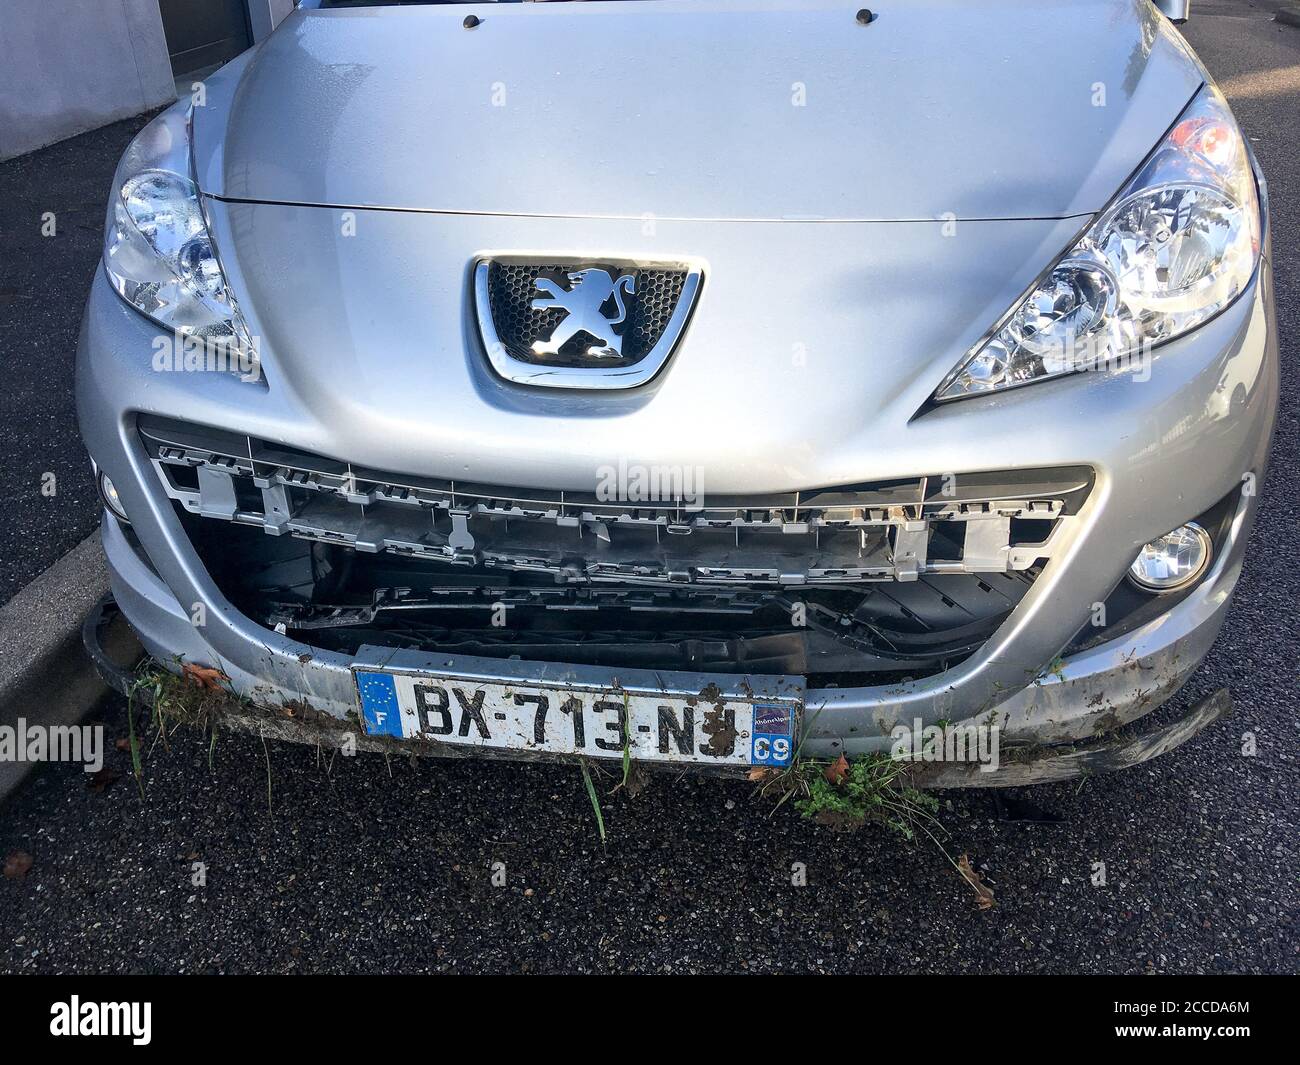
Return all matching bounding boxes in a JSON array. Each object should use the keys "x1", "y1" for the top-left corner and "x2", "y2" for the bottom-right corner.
[{"x1": 0, "y1": 531, "x2": 113, "y2": 804}]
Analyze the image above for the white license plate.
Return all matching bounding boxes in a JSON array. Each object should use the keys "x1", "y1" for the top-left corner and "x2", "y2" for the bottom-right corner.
[{"x1": 352, "y1": 650, "x2": 801, "y2": 768}]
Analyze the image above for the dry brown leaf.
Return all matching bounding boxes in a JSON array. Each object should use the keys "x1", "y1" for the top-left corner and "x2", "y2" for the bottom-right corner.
[
  {"x1": 3, "y1": 851, "x2": 33, "y2": 880},
  {"x1": 747, "y1": 766, "x2": 777, "y2": 783},
  {"x1": 86, "y1": 767, "x2": 121, "y2": 794},
  {"x1": 824, "y1": 754, "x2": 850, "y2": 786},
  {"x1": 956, "y1": 853, "x2": 996, "y2": 910},
  {"x1": 182, "y1": 662, "x2": 229, "y2": 691}
]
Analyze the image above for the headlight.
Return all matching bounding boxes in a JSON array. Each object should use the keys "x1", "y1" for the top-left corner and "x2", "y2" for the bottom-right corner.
[
  {"x1": 102, "y1": 106, "x2": 257, "y2": 377},
  {"x1": 936, "y1": 83, "x2": 1260, "y2": 401}
]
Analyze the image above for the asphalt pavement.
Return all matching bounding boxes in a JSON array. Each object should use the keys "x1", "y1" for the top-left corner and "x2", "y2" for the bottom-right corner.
[
  {"x1": 0, "y1": 1, "x2": 1296, "y2": 974},
  {"x1": 0, "y1": 112, "x2": 156, "y2": 605}
]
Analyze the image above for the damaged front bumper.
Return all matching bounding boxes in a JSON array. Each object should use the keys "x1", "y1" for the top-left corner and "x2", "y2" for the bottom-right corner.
[
  {"x1": 86, "y1": 456, "x2": 1257, "y2": 785},
  {"x1": 82, "y1": 582, "x2": 1234, "y2": 786},
  {"x1": 76, "y1": 225, "x2": 1278, "y2": 785}
]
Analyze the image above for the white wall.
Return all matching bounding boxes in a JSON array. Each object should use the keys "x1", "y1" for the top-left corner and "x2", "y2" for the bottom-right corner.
[{"x1": 0, "y1": 0, "x2": 177, "y2": 161}]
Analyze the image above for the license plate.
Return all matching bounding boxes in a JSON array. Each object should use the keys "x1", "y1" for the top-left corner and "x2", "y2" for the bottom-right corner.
[{"x1": 351, "y1": 648, "x2": 802, "y2": 768}]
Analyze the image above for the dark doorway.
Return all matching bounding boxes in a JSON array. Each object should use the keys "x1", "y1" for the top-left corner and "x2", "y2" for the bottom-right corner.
[{"x1": 159, "y1": 0, "x2": 253, "y2": 77}]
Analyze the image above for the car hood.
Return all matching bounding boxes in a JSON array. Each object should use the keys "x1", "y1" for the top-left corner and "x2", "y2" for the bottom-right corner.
[{"x1": 193, "y1": 0, "x2": 1204, "y2": 221}]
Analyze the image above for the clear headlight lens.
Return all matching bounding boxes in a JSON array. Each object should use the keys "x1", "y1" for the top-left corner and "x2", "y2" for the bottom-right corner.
[
  {"x1": 103, "y1": 108, "x2": 256, "y2": 376},
  {"x1": 936, "y1": 83, "x2": 1260, "y2": 401}
]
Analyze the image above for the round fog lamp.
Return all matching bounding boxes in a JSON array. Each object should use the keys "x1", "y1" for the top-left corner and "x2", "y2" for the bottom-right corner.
[
  {"x1": 1128, "y1": 522, "x2": 1211, "y2": 592},
  {"x1": 98, "y1": 471, "x2": 130, "y2": 524}
]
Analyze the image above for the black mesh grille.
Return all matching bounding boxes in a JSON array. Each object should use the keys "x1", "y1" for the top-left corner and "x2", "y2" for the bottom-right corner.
[{"x1": 486, "y1": 262, "x2": 688, "y2": 368}]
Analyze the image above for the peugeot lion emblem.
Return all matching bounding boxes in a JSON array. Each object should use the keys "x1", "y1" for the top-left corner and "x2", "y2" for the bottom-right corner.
[
  {"x1": 473, "y1": 258, "x2": 703, "y2": 390},
  {"x1": 530, "y1": 269, "x2": 636, "y2": 360}
]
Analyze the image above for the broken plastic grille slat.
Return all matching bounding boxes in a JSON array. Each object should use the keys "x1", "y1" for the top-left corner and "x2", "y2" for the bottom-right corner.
[{"x1": 143, "y1": 426, "x2": 1084, "y2": 585}]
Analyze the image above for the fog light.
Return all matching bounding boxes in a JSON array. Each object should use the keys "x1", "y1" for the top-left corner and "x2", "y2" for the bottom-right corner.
[
  {"x1": 1128, "y1": 522, "x2": 1211, "y2": 592},
  {"x1": 98, "y1": 471, "x2": 130, "y2": 524}
]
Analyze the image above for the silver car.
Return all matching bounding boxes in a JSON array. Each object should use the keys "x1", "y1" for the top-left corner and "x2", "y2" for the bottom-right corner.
[{"x1": 77, "y1": 0, "x2": 1277, "y2": 785}]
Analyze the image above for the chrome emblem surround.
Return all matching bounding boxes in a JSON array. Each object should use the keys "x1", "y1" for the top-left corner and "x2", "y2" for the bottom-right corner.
[{"x1": 473, "y1": 257, "x2": 703, "y2": 390}]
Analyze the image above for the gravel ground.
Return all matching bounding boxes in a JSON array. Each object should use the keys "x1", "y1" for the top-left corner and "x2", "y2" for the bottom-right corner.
[{"x1": 0, "y1": 2, "x2": 1296, "y2": 974}]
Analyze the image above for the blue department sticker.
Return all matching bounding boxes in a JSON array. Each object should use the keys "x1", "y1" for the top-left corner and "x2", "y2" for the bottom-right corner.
[{"x1": 751, "y1": 702, "x2": 796, "y2": 766}]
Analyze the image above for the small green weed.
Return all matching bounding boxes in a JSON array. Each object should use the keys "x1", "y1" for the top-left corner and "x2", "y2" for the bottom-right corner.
[{"x1": 788, "y1": 754, "x2": 940, "y2": 838}]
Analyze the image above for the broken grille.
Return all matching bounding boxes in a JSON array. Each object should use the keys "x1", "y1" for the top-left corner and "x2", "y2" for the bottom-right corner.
[
  {"x1": 182, "y1": 515, "x2": 1040, "y2": 683},
  {"x1": 140, "y1": 417, "x2": 1090, "y2": 588}
]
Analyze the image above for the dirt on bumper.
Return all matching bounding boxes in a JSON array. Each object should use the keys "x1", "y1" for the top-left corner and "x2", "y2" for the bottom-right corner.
[{"x1": 84, "y1": 596, "x2": 1232, "y2": 788}]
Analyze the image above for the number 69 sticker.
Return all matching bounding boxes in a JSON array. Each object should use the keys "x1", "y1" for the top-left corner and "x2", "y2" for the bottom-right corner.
[{"x1": 750, "y1": 703, "x2": 797, "y2": 767}]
